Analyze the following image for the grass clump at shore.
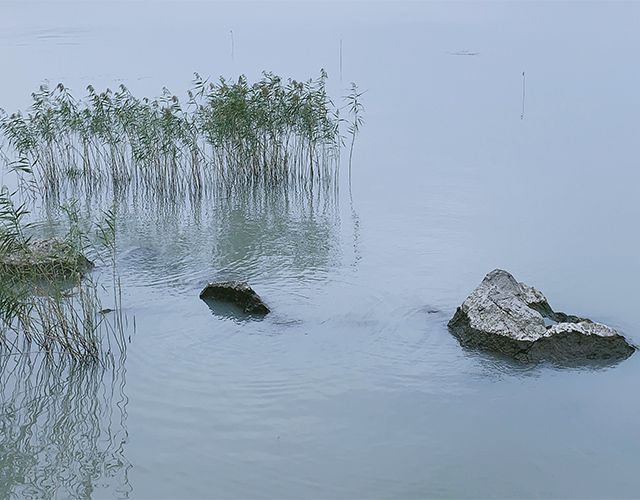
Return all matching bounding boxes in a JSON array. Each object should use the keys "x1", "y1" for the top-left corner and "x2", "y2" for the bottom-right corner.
[
  {"x1": 0, "y1": 187, "x2": 124, "y2": 362},
  {"x1": 0, "y1": 71, "x2": 359, "y2": 198},
  {"x1": 0, "y1": 186, "x2": 93, "y2": 280}
]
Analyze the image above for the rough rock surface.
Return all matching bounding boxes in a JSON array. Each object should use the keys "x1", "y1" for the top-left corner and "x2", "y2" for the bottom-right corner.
[
  {"x1": 0, "y1": 238, "x2": 94, "y2": 277},
  {"x1": 448, "y1": 269, "x2": 635, "y2": 363},
  {"x1": 199, "y1": 281, "x2": 270, "y2": 315}
]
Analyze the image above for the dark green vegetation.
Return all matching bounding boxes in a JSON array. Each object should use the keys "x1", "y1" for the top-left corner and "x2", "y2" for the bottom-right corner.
[{"x1": 0, "y1": 71, "x2": 360, "y2": 198}]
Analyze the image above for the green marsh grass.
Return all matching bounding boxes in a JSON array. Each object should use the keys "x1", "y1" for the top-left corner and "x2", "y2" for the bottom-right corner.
[{"x1": 0, "y1": 72, "x2": 362, "y2": 198}]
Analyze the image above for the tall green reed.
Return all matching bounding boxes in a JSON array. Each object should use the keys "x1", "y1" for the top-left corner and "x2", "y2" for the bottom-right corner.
[
  {"x1": 345, "y1": 82, "x2": 365, "y2": 186},
  {"x1": 0, "y1": 72, "x2": 359, "y2": 199}
]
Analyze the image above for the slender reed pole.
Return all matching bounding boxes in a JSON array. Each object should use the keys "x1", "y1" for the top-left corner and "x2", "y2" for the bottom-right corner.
[
  {"x1": 521, "y1": 71, "x2": 526, "y2": 120},
  {"x1": 339, "y1": 38, "x2": 343, "y2": 82}
]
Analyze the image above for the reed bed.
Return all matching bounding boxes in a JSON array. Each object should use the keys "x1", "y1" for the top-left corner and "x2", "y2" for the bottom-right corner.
[{"x1": 0, "y1": 71, "x2": 356, "y2": 198}]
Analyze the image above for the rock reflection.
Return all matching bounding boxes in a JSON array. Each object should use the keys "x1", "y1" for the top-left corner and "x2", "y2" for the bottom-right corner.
[
  {"x1": 463, "y1": 345, "x2": 627, "y2": 381},
  {"x1": 0, "y1": 354, "x2": 131, "y2": 499},
  {"x1": 200, "y1": 299, "x2": 268, "y2": 323}
]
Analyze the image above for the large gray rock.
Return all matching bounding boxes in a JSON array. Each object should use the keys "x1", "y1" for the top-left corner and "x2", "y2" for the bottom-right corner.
[
  {"x1": 200, "y1": 281, "x2": 270, "y2": 315},
  {"x1": 448, "y1": 269, "x2": 635, "y2": 363}
]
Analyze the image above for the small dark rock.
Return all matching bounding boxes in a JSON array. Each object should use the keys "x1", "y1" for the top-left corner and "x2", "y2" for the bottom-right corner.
[{"x1": 200, "y1": 281, "x2": 270, "y2": 315}]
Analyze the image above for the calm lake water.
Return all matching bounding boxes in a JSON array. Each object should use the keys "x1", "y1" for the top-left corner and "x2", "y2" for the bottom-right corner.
[{"x1": 2, "y1": 1, "x2": 640, "y2": 498}]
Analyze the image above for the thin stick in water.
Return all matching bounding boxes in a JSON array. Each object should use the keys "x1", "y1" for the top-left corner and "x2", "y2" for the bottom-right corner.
[
  {"x1": 339, "y1": 38, "x2": 343, "y2": 82},
  {"x1": 521, "y1": 71, "x2": 526, "y2": 120}
]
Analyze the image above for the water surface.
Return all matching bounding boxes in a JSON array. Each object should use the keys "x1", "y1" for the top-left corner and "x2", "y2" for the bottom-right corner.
[{"x1": 1, "y1": 1, "x2": 640, "y2": 498}]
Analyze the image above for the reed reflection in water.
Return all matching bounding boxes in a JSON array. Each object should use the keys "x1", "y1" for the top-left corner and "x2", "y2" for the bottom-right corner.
[
  {"x1": 43, "y1": 180, "x2": 345, "y2": 294},
  {"x1": 0, "y1": 354, "x2": 131, "y2": 499}
]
